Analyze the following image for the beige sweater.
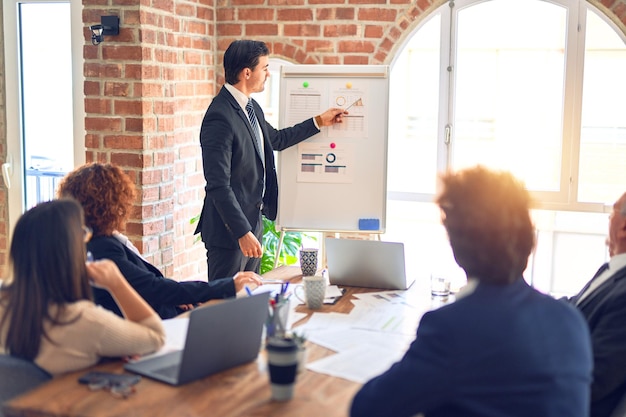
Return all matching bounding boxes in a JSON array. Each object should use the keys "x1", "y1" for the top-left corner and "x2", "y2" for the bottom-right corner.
[{"x1": 0, "y1": 300, "x2": 165, "y2": 375}]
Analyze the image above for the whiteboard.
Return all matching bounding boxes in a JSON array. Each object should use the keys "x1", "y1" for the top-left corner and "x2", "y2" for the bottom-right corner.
[{"x1": 276, "y1": 65, "x2": 389, "y2": 233}]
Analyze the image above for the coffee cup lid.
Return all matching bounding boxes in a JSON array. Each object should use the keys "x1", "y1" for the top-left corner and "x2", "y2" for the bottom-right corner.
[{"x1": 266, "y1": 337, "x2": 298, "y2": 352}]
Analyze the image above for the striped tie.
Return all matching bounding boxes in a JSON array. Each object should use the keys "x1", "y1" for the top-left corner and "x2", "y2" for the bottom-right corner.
[{"x1": 245, "y1": 100, "x2": 264, "y2": 162}]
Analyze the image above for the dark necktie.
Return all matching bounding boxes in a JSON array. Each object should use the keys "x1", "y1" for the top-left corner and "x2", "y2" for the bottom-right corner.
[
  {"x1": 245, "y1": 100, "x2": 264, "y2": 162},
  {"x1": 573, "y1": 262, "x2": 610, "y2": 304}
]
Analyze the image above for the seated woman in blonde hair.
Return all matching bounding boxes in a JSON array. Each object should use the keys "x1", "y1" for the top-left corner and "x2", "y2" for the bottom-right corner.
[
  {"x1": 58, "y1": 162, "x2": 262, "y2": 319},
  {"x1": 0, "y1": 199, "x2": 165, "y2": 374}
]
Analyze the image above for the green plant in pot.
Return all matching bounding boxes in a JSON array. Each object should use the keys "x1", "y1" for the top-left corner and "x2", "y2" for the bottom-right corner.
[{"x1": 190, "y1": 214, "x2": 308, "y2": 274}]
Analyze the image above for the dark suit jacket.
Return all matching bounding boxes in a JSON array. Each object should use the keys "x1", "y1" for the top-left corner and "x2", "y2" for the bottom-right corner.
[
  {"x1": 195, "y1": 86, "x2": 319, "y2": 249},
  {"x1": 572, "y1": 264, "x2": 626, "y2": 417},
  {"x1": 87, "y1": 236, "x2": 236, "y2": 319},
  {"x1": 350, "y1": 278, "x2": 593, "y2": 417}
]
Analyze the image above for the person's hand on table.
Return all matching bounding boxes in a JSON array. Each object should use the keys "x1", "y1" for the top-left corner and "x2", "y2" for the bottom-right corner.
[{"x1": 233, "y1": 271, "x2": 263, "y2": 292}]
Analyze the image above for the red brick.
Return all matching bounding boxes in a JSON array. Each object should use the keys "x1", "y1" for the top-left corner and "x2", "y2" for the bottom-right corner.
[
  {"x1": 104, "y1": 82, "x2": 131, "y2": 97},
  {"x1": 268, "y1": 0, "x2": 306, "y2": 5},
  {"x1": 217, "y1": 8, "x2": 235, "y2": 21},
  {"x1": 344, "y1": 55, "x2": 370, "y2": 64},
  {"x1": 85, "y1": 117, "x2": 122, "y2": 132},
  {"x1": 84, "y1": 81, "x2": 101, "y2": 96},
  {"x1": 141, "y1": 169, "x2": 164, "y2": 185},
  {"x1": 349, "y1": 0, "x2": 386, "y2": 3},
  {"x1": 114, "y1": 100, "x2": 145, "y2": 115},
  {"x1": 102, "y1": 45, "x2": 143, "y2": 61},
  {"x1": 85, "y1": 98, "x2": 112, "y2": 114},
  {"x1": 358, "y1": 8, "x2": 398, "y2": 21},
  {"x1": 111, "y1": 152, "x2": 145, "y2": 168},
  {"x1": 188, "y1": 21, "x2": 208, "y2": 35},
  {"x1": 365, "y1": 25, "x2": 384, "y2": 38},
  {"x1": 316, "y1": 7, "x2": 355, "y2": 20},
  {"x1": 84, "y1": 63, "x2": 122, "y2": 78},
  {"x1": 184, "y1": 51, "x2": 203, "y2": 65},
  {"x1": 198, "y1": 6, "x2": 214, "y2": 20},
  {"x1": 104, "y1": 135, "x2": 144, "y2": 149},
  {"x1": 176, "y1": 3, "x2": 195, "y2": 16},
  {"x1": 322, "y1": 56, "x2": 341, "y2": 64},
  {"x1": 277, "y1": 8, "x2": 313, "y2": 20},
  {"x1": 324, "y1": 24, "x2": 357, "y2": 37},
  {"x1": 338, "y1": 40, "x2": 376, "y2": 53},
  {"x1": 122, "y1": 9, "x2": 140, "y2": 25},
  {"x1": 125, "y1": 118, "x2": 146, "y2": 132},
  {"x1": 217, "y1": 23, "x2": 243, "y2": 36},
  {"x1": 239, "y1": 8, "x2": 275, "y2": 20},
  {"x1": 85, "y1": 134, "x2": 100, "y2": 148},
  {"x1": 245, "y1": 23, "x2": 279, "y2": 36},
  {"x1": 153, "y1": 0, "x2": 174, "y2": 13},
  {"x1": 134, "y1": 83, "x2": 164, "y2": 97},
  {"x1": 284, "y1": 24, "x2": 321, "y2": 37}
]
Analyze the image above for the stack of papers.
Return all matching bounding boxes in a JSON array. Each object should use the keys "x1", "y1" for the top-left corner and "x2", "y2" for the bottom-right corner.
[{"x1": 299, "y1": 290, "x2": 435, "y2": 383}]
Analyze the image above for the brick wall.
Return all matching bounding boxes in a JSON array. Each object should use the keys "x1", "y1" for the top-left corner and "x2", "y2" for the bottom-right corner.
[
  {"x1": 82, "y1": 0, "x2": 216, "y2": 281},
  {"x1": 0, "y1": 0, "x2": 625, "y2": 282}
]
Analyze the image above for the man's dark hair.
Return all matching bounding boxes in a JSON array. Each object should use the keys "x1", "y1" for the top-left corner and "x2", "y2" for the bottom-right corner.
[
  {"x1": 223, "y1": 40, "x2": 270, "y2": 85},
  {"x1": 435, "y1": 165, "x2": 535, "y2": 285}
]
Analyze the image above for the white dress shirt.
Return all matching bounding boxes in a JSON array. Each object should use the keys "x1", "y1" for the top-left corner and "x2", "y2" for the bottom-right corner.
[{"x1": 576, "y1": 252, "x2": 626, "y2": 305}]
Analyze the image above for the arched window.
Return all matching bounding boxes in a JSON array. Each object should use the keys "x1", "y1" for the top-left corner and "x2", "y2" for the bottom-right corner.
[{"x1": 387, "y1": 0, "x2": 626, "y2": 294}]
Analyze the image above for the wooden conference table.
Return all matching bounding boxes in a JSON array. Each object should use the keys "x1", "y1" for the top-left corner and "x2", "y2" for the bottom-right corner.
[{"x1": 3, "y1": 266, "x2": 426, "y2": 417}]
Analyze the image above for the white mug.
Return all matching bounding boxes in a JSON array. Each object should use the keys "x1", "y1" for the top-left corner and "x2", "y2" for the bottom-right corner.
[{"x1": 295, "y1": 275, "x2": 326, "y2": 309}]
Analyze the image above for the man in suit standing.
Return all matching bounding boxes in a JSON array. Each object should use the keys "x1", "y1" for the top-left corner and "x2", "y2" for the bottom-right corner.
[
  {"x1": 195, "y1": 40, "x2": 346, "y2": 281},
  {"x1": 350, "y1": 166, "x2": 593, "y2": 417},
  {"x1": 569, "y1": 192, "x2": 626, "y2": 417}
]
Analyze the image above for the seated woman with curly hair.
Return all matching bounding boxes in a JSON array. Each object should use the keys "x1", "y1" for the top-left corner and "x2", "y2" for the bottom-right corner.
[{"x1": 58, "y1": 163, "x2": 262, "y2": 319}]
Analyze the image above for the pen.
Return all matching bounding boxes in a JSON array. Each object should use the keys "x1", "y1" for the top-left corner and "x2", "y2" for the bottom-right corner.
[
  {"x1": 344, "y1": 97, "x2": 362, "y2": 112},
  {"x1": 283, "y1": 282, "x2": 290, "y2": 294},
  {"x1": 245, "y1": 286, "x2": 253, "y2": 297},
  {"x1": 262, "y1": 279, "x2": 284, "y2": 284}
]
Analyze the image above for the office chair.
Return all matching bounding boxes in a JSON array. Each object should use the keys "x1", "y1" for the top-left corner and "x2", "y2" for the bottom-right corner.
[{"x1": 0, "y1": 355, "x2": 51, "y2": 417}]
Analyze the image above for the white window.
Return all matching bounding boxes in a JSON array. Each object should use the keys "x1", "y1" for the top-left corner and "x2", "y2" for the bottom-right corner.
[{"x1": 387, "y1": 0, "x2": 626, "y2": 294}]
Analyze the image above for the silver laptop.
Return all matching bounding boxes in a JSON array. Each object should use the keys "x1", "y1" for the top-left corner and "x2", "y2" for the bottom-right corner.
[
  {"x1": 124, "y1": 292, "x2": 270, "y2": 386},
  {"x1": 325, "y1": 238, "x2": 415, "y2": 290}
]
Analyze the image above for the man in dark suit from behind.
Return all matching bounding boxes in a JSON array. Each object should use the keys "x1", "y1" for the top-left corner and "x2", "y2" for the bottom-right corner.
[
  {"x1": 350, "y1": 166, "x2": 593, "y2": 417},
  {"x1": 569, "y1": 191, "x2": 626, "y2": 417},
  {"x1": 195, "y1": 39, "x2": 346, "y2": 281}
]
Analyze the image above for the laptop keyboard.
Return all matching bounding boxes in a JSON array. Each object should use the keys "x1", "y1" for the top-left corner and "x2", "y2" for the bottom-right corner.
[{"x1": 154, "y1": 364, "x2": 180, "y2": 379}]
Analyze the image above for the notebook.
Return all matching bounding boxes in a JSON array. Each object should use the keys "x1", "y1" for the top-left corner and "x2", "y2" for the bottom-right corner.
[
  {"x1": 325, "y1": 238, "x2": 415, "y2": 290},
  {"x1": 124, "y1": 292, "x2": 270, "y2": 386}
]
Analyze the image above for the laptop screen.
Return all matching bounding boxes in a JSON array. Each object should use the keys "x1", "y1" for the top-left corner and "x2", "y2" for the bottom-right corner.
[{"x1": 325, "y1": 238, "x2": 412, "y2": 290}]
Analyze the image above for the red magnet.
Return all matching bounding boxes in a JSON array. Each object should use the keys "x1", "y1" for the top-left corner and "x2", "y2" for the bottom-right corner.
[{"x1": 330, "y1": 142, "x2": 336, "y2": 149}]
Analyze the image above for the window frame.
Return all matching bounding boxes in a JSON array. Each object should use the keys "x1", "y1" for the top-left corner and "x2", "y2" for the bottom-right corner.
[{"x1": 388, "y1": 0, "x2": 624, "y2": 215}]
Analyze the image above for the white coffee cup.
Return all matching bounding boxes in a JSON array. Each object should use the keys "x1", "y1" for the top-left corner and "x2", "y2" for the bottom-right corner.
[{"x1": 295, "y1": 275, "x2": 326, "y2": 309}]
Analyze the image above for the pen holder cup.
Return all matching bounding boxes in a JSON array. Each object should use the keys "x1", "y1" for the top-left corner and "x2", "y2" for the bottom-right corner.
[
  {"x1": 299, "y1": 249, "x2": 318, "y2": 276},
  {"x1": 267, "y1": 300, "x2": 290, "y2": 339}
]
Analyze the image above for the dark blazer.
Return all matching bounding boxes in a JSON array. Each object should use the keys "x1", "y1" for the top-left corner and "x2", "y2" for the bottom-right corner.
[
  {"x1": 350, "y1": 278, "x2": 593, "y2": 417},
  {"x1": 87, "y1": 236, "x2": 236, "y2": 319},
  {"x1": 572, "y1": 264, "x2": 626, "y2": 417},
  {"x1": 195, "y1": 86, "x2": 319, "y2": 249}
]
